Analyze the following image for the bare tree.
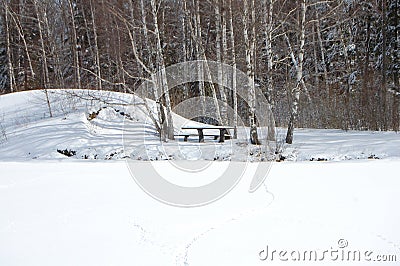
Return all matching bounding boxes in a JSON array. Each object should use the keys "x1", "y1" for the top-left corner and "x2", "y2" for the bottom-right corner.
[
  {"x1": 243, "y1": 0, "x2": 260, "y2": 144},
  {"x1": 263, "y1": 0, "x2": 274, "y2": 108},
  {"x1": 89, "y1": 0, "x2": 102, "y2": 90},
  {"x1": 193, "y1": 0, "x2": 205, "y2": 104},
  {"x1": 8, "y1": 3, "x2": 35, "y2": 89},
  {"x1": 67, "y1": 0, "x2": 81, "y2": 90},
  {"x1": 285, "y1": 0, "x2": 306, "y2": 144},
  {"x1": 214, "y1": 0, "x2": 228, "y2": 125},
  {"x1": 263, "y1": 0, "x2": 276, "y2": 141},
  {"x1": 3, "y1": 1, "x2": 15, "y2": 93},
  {"x1": 32, "y1": 0, "x2": 52, "y2": 117},
  {"x1": 150, "y1": 0, "x2": 174, "y2": 140},
  {"x1": 314, "y1": 8, "x2": 329, "y2": 97},
  {"x1": 228, "y1": 0, "x2": 238, "y2": 138},
  {"x1": 187, "y1": 0, "x2": 222, "y2": 124}
]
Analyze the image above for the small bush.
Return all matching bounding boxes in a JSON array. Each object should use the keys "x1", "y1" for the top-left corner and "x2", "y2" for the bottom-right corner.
[{"x1": 57, "y1": 149, "x2": 76, "y2": 157}]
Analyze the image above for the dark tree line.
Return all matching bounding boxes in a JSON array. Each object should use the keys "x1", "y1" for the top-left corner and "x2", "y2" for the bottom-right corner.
[{"x1": 0, "y1": 0, "x2": 399, "y2": 142}]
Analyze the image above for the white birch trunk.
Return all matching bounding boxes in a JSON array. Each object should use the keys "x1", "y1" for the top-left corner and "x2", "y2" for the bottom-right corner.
[
  {"x1": 67, "y1": 0, "x2": 81, "y2": 89},
  {"x1": 188, "y1": 0, "x2": 222, "y2": 124},
  {"x1": 126, "y1": 1, "x2": 161, "y2": 135},
  {"x1": 315, "y1": 11, "x2": 329, "y2": 96},
  {"x1": 89, "y1": 0, "x2": 102, "y2": 90},
  {"x1": 312, "y1": 24, "x2": 319, "y2": 90},
  {"x1": 215, "y1": 0, "x2": 228, "y2": 125},
  {"x1": 193, "y1": 0, "x2": 205, "y2": 110},
  {"x1": 228, "y1": 0, "x2": 238, "y2": 138},
  {"x1": 263, "y1": 0, "x2": 275, "y2": 140},
  {"x1": 9, "y1": 9, "x2": 35, "y2": 83},
  {"x1": 243, "y1": 0, "x2": 260, "y2": 144},
  {"x1": 285, "y1": 0, "x2": 306, "y2": 144},
  {"x1": 4, "y1": 3, "x2": 15, "y2": 93},
  {"x1": 263, "y1": 0, "x2": 274, "y2": 106},
  {"x1": 33, "y1": 0, "x2": 52, "y2": 117},
  {"x1": 181, "y1": 0, "x2": 189, "y2": 98},
  {"x1": 151, "y1": 0, "x2": 175, "y2": 140}
]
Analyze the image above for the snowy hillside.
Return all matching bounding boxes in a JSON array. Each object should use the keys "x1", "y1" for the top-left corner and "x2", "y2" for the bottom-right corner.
[
  {"x1": 0, "y1": 90, "x2": 238, "y2": 161},
  {"x1": 1, "y1": 90, "x2": 399, "y2": 162}
]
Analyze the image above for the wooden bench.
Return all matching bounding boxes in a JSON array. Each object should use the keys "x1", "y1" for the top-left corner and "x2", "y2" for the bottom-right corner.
[
  {"x1": 180, "y1": 126, "x2": 234, "y2": 143},
  {"x1": 177, "y1": 133, "x2": 232, "y2": 142}
]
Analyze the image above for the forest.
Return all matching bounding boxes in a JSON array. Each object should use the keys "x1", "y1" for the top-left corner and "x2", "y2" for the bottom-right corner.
[{"x1": 0, "y1": 0, "x2": 399, "y2": 143}]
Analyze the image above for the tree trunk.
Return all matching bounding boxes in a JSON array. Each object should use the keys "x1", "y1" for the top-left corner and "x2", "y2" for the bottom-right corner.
[
  {"x1": 9, "y1": 8, "x2": 35, "y2": 88},
  {"x1": 285, "y1": 0, "x2": 306, "y2": 144},
  {"x1": 4, "y1": 3, "x2": 15, "y2": 93},
  {"x1": 381, "y1": 0, "x2": 388, "y2": 130},
  {"x1": 228, "y1": 0, "x2": 238, "y2": 138},
  {"x1": 188, "y1": 0, "x2": 222, "y2": 124},
  {"x1": 33, "y1": 0, "x2": 52, "y2": 117},
  {"x1": 215, "y1": 0, "x2": 228, "y2": 125},
  {"x1": 243, "y1": 0, "x2": 260, "y2": 145},
  {"x1": 181, "y1": 0, "x2": 189, "y2": 98},
  {"x1": 193, "y1": 0, "x2": 207, "y2": 118},
  {"x1": 312, "y1": 24, "x2": 319, "y2": 90},
  {"x1": 360, "y1": 17, "x2": 372, "y2": 128},
  {"x1": 89, "y1": 0, "x2": 102, "y2": 90},
  {"x1": 151, "y1": 0, "x2": 174, "y2": 140},
  {"x1": 394, "y1": 90, "x2": 400, "y2": 132},
  {"x1": 263, "y1": 0, "x2": 274, "y2": 108},
  {"x1": 315, "y1": 10, "x2": 329, "y2": 97},
  {"x1": 126, "y1": 1, "x2": 161, "y2": 135},
  {"x1": 263, "y1": 0, "x2": 275, "y2": 141},
  {"x1": 392, "y1": 0, "x2": 400, "y2": 132},
  {"x1": 67, "y1": 0, "x2": 81, "y2": 89}
]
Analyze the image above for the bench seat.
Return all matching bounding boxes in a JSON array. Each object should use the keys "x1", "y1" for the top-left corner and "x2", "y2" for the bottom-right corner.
[{"x1": 176, "y1": 133, "x2": 231, "y2": 142}]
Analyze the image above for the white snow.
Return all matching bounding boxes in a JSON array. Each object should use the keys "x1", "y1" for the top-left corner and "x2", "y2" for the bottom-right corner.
[
  {"x1": 0, "y1": 161, "x2": 399, "y2": 266},
  {"x1": 278, "y1": 128, "x2": 400, "y2": 161},
  {"x1": 0, "y1": 90, "x2": 399, "y2": 265},
  {"x1": 1, "y1": 90, "x2": 399, "y2": 162}
]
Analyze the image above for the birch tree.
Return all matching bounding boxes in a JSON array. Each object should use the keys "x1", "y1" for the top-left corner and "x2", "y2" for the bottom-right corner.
[
  {"x1": 124, "y1": 0, "x2": 162, "y2": 135},
  {"x1": 285, "y1": 0, "x2": 306, "y2": 144},
  {"x1": 228, "y1": 0, "x2": 238, "y2": 138},
  {"x1": 193, "y1": 0, "x2": 205, "y2": 103},
  {"x1": 3, "y1": 1, "x2": 14, "y2": 93},
  {"x1": 243, "y1": 0, "x2": 260, "y2": 145},
  {"x1": 89, "y1": 0, "x2": 102, "y2": 90},
  {"x1": 8, "y1": 4, "x2": 35, "y2": 89},
  {"x1": 263, "y1": 0, "x2": 274, "y2": 109},
  {"x1": 32, "y1": 0, "x2": 52, "y2": 117},
  {"x1": 150, "y1": 0, "x2": 174, "y2": 140},
  {"x1": 314, "y1": 8, "x2": 329, "y2": 97},
  {"x1": 263, "y1": 0, "x2": 276, "y2": 141},
  {"x1": 67, "y1": 0, "x2": 81, "y2": 90},
  {"x1": 187, "y1": 0, "x2": 222, "y2": 124},
  {"x1": 214, "y1": 0, "x2": 228, "y2": 125}
]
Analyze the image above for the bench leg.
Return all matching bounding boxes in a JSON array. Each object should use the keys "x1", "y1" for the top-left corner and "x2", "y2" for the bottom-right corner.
[
  {"x1": 219, "y1": 129, "x2": 225, "y2": 143},
  {"x1": 197, "y1": 129, "x2": 204, "y2": 143},
  {"x1": 184, "y1": 135, "x2": 188, "y2": 142}
]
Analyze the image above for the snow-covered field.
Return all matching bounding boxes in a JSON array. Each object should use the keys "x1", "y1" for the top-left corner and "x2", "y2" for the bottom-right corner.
[
  {"x1": 0, "y1": 90, "x2": 399, "y2": 265},
  {"x1": 1, "y1": 161, "x2": 399, "y2": 265}
]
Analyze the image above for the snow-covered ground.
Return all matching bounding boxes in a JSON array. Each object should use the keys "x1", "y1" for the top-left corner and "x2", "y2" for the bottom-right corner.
[
  {"x1": 1, "y1": 161, "x2": 399, "y2": 265},
  {"x1": 1, "y1": 90, "x2": 399, "y2": 162},
  {"x1": 0, "y1": 90, "x2": 399, "y2": 265},
  {"x1": 0, "y1": 90, "x2": 253, "y2": 161}
]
